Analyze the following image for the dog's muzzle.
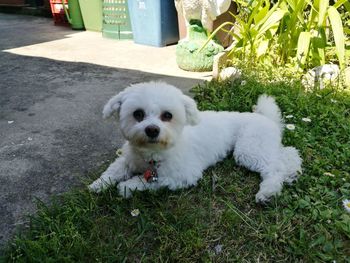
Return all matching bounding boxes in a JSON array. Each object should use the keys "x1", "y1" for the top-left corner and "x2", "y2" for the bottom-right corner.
[{"x1": 145, "y1": 125, "x2": 160, "y2": 139}]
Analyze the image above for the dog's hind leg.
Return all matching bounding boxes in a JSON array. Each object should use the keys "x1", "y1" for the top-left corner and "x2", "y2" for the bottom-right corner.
[
  {"x1": 235, "y1": 151, "x2": 285, "y2": 202},
  {"x1": 255, "y1": 148, "x2": 302, "y2": 202},
  {"x1": 280, "y1": 146, "x2": 302, "y2": 184},
  {"x1": 233, "y1": 134, "x2": 286, "y2": 202},
  {"x1": 235, "y1": 145, "x2": 301, "y2": 203},
  {"x1": 255, "y1": 171, "x2": 285, "y2": 203}
]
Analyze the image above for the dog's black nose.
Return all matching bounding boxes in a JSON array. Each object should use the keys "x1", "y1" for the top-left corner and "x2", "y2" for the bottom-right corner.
[{"x1": 145, "y1": 125, "x2": 160, "y2": 138}]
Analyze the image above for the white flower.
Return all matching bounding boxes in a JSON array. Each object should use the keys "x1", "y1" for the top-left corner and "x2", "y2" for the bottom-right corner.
[
  {"x1": 342, "y1": 199, "x2": 350, "y2": 213},
  {"x1": 331, "y1": 99, "x2": 337, "y2": 103},
  {"x1": 324, "y1": 172, "x2": 335, "y2": 177},
  {"x1": 240, "y1": 80, "x2": 247, "y2": 86},
  {"x1": 285, "y1": 115, "x2": 294, "y2": 119},
  {"x1": 302, "y1": 117, "x2": 311, "y2": 122},
  {"x1": 8, "y1": 121, "x2": 14, "y2": 124},
  {"x1": 286, "y1": 124, "x2": 295, "y2": 130},
  {"x1": 214, "y1": 244, "x2": 223, "y2": 255},
  {"x1": 131, "y1": 209, "x2": 140, "y2": 217},
  {"x1": 116, "y1": 148, "x2": 123, "y2": 157}
]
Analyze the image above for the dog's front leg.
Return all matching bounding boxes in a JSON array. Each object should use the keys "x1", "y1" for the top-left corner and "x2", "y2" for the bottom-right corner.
[
  {"x1": 117, "y1": 175, "x2": 177, "y2": 198},
  {"x1": 117, "y1": 176, "x2": 150, "y2": 198},
  {"x1": 88, "y1": 157, "x2": 131, "y2": 193}
]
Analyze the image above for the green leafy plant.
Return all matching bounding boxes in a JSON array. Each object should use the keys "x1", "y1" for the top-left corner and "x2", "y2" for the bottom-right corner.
[
  {"x1": 205, "y1": 0, "x2": 348, "y2": 71},
  {"x1": 202, "y1": 0, "x2": 286, "y2": 64},
  {"x1": 278, "y1": 0, "x2": 347, "y2": 70}
]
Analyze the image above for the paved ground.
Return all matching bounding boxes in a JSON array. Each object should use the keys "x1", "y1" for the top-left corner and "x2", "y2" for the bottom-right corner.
[{"x1": 0, "y1": 13, "x2": 208, "y2": 248}]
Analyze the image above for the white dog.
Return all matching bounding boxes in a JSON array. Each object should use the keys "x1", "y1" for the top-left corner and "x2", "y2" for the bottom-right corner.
[{"x1": 89, "y1": 82, "x2": 302, "y2": 202}]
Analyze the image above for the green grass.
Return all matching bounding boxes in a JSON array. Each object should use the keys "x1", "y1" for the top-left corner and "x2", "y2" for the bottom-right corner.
[{"x1": 3, "y1": 76, "x2": 350, "y2": 262}]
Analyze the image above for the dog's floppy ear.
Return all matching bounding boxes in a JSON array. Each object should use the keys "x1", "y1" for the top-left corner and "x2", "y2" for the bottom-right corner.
[
  {"x1": 102, "y1": 90, "x2": 128, "y2": 119},
  {"x1": 182, "y1": 95, "x2": 200, "y2": 125}
]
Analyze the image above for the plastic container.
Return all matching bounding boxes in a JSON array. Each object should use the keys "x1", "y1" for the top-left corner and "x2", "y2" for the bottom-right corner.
[
  {"x1": 127, "y1": 0, "x2": 179, "y2": 47},
  {"x1": 78, "y1": 0, "x2": 103, "y2": 31},
  {"x1": 102, "y1": 0, "x2": 132, "y2": 39},
  {"x1": 62, "y1": 0, "x2": 84, "y2": 30},
  {"x1": 49, "y1": 0, "x2": 69, "y2": 26}
]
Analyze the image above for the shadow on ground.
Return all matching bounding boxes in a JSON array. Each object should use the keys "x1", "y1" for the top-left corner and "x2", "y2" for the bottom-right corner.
[
  {"x1": 0, "y1": 13, "x2": 72, "y2": 50},
  {"x1": 0, "y1": 50, "x2": 203, "y2": 249}
]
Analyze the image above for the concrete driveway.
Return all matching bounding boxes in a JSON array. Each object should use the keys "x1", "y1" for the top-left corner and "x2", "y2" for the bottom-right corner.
[{"x1": 0, "y1": 13, "x2": 208, "y2": 248}]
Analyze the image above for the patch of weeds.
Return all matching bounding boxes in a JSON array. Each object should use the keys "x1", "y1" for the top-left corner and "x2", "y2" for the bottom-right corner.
[{"x1": 3, "y1": 75, "x2": 350, "y2": 262}]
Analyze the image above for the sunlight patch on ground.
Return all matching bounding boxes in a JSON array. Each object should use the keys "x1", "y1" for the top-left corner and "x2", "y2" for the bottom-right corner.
[{"x1": 4, "y1": 31, "x2": 210, "y2": 80}]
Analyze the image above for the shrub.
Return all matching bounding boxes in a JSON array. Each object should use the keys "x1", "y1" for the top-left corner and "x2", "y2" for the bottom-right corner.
[{"x1": 206, "y1": 0, "x2": 349, "y2": 71}]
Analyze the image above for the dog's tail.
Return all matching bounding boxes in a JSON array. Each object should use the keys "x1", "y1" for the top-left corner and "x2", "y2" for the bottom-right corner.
[{"x1": 255, "y1": 94, "x2": 283, "y2": 132}]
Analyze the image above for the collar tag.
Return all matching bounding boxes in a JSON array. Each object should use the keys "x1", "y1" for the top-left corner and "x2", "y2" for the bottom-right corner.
[{"x1": 143, "y1": 160, "x2": 158, "y2": 183}]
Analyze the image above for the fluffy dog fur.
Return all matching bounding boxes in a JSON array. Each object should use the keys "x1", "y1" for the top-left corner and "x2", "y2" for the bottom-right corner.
[{"x1": 89, "y1": 82, "x2": 302, "y2": 202}]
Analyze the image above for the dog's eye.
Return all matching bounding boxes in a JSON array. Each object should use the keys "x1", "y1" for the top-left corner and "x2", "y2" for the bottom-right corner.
[
  {"x1": 161, "y1": 111, "x2": 172, "y2": 122},
  {"x1": 133, "y1": 109, "x2": 145, "y2": 122}
]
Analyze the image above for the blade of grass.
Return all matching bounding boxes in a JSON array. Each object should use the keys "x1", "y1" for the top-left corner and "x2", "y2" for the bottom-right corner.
[
  {"x1": 199, "y1": 21, "x2": 235, "y2": 52},
  {"x1": 333, "y1": 0, "x2": 348, "y2": 9}
]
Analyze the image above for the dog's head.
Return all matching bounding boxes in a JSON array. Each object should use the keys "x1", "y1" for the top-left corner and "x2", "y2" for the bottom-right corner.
[{"x1": 103, "y1": 82, "x2": 200, "y2": 150}]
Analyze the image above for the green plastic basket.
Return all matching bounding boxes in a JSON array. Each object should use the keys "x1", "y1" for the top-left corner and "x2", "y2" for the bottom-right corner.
[{"x1": 102, "y1": 0, "x2": 132, "y2": 40}]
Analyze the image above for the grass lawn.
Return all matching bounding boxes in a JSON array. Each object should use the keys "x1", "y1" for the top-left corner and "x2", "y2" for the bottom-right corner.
[{"x1": 3, "y1": 75, "x2": 350, "y2": 262}]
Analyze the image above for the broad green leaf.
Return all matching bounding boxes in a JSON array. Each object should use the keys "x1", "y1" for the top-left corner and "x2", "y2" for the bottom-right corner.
[
  {"x1": 318, "y1": 0, "x2": 329, "y2": 27},
  {"x1": 256, "y1": 10, "x2": 286, "y2": 38},
  {"x1": 254, "y1": 0, "x2": 270, "y2": 25},
  {"x1": 312, "y1": 37, "x2": 326, "y2": 65},
  {"x1": 295, "y1": 0, "x2": 310, "y2": 24},
  {"x1": 344, "y1": 1, "x2": 350, "y2": 11},
  {"x1": 327, "y1": 6, "x2": 345, "y2": 69},
  {"x1": 333, "y1": 0, "x2": 349, "y2": 9},
  {"x1": 247, "y1": 0, "x2": 264, "y2": 27},
  {"x1": 256, "y1": 40, "x2": 269, "y2": 58},
  {"x1": 285, "y1": 0, "x2": 296, "y2": 11},
  {"x1": 255, "y1": 0, "x2": 280, "y2": 28},
  {"x1": 286, "y1": 0, "x2": 308, "y2": 37},
  {"x1": 296, "y1": 31, "x2": 311, "y2": 68}
]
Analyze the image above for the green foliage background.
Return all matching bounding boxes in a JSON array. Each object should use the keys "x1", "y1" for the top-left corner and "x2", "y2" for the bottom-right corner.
[{"x1": 208, "y1": 0, "x2": 349, "y2": 71}]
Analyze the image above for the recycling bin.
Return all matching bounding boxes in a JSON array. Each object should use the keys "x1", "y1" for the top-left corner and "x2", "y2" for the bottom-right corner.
[{"x1": 127, "y1": 0, "x2": 179, "y2": 47}]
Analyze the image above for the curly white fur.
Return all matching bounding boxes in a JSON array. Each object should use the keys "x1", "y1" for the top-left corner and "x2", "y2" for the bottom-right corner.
[{"x1": 89, "y1": 82, "x2": 302, "y2": 203}]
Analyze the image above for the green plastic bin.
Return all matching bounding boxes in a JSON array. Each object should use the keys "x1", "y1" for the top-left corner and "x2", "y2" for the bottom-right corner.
[
  {"x1": 102, "y1": 0, "x2": 132, "y2": 40},
  {"x1": 62, "y1": 0, "x2": 85, "y2": 30},
  {"x1": 78, "y1": 0, "x2": 102, "y2": 31}
]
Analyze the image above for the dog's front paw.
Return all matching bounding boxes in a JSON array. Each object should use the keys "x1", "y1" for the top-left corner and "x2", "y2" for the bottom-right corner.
[
  {"x1": 255, "y1": 180, "x2": 283, "y2": 203},
  {"x1": 88, "y1": 179, "x2": 108, "y2": 193},
  {"x1": 255, "y1": 191, "x2": 270, "y2": 203},
  {"x1": 255, "y1": 187, "x2": 281, "y2": 203},
  {"x1": 117, "y1": 181, "x2": 133, "y2": 198},
  {"x1": 117, "y1": 178, "x2": 147, "y2": 198}
]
